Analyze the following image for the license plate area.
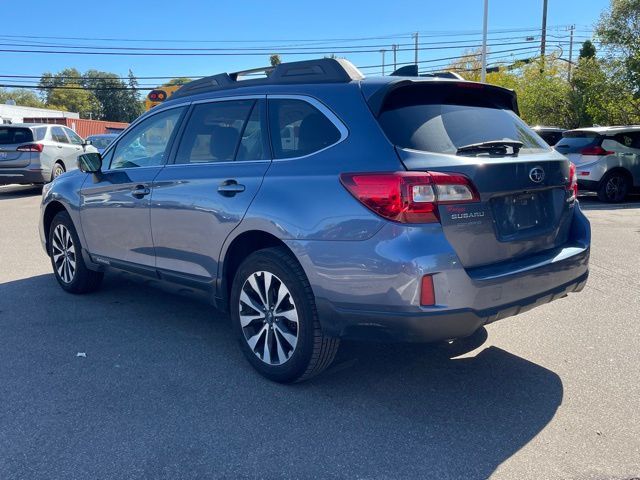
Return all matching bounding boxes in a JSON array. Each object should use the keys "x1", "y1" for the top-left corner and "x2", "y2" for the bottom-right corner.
[{"x1": 491, "y1": 190, "x2": 554, "y2": 239}]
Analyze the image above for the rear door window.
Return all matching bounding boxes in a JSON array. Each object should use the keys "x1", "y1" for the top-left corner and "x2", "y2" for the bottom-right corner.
[
  {"x1": 268, "y1": 99, "x2": 341, "y2": 159},
  {"x1": 175, "y1": 99, "x2": 265, "y2": 164},
  {"x1": 51, "y1": 126, "x2": 69, "y2": 144},
  {"x1": 0, "y1": 127, "x2": 33, "y2": 144}
]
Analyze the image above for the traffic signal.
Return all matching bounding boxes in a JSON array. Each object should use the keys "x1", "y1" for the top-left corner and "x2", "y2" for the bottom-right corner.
[{"x1": 147, "y1": 90, "x2": 168, "y2": 102}]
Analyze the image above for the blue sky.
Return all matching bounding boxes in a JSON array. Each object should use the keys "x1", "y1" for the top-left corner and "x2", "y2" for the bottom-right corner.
[{"x1": 0, "y1": 0, "x2": 610, "y2": 91}]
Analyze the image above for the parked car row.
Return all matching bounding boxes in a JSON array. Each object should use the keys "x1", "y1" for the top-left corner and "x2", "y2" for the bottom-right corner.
[{"x1": 0, "y1": 125, "x2": 118, "y2": 185}]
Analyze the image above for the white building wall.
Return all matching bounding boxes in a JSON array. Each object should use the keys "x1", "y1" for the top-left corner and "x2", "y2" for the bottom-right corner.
[{"x1": 0, "y1": 104, "x2": 80, "y2": 124}]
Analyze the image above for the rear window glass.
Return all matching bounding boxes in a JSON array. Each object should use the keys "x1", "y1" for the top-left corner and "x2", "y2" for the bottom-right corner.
[
  {"x1": 268, "y1": 99, "x2": 341, "y2": 159},
  {"x1": 377, "y1": 84, "x2": 548, "y2": 155},
  {"x1": 0, "y1": 127, "x2": 33, "y2": 145},
  {"x1": 555, "y1": 132, "x2": 601, "y2": 153}
]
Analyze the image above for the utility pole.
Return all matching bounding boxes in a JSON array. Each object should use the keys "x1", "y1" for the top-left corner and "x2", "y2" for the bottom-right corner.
[
  {"x1": 380, "y1": 49, "x2": 386, "y2": 75},
  {"x1": 567, "y1": 24, "x2": 575, "y2": 82},
  {"x1": 413, "y1": 32, "x2": 419, "y2": 66},
  {"x1": 481, "y1": 0, "x2": 489, "y2": 83},
  {"x1": 392, "y1": 44, "x2": 398, "y2": 71},
  {"x1": 541, "y1": 0, "x2": 548, "y2": 61}
]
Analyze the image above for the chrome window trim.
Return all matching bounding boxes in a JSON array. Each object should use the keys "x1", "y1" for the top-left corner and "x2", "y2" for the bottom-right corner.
[{"x1": 266, "y1": 94, "x2": 349, "y2": 161}]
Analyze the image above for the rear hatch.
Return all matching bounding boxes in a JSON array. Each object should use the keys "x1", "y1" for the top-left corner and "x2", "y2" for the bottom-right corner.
[
  {"x1": 0, "y1": 126, "x2": 34, "y2": 168},
  {"x1": 371, "y1": 80, "x2": 575, "y2": 269},
  {"x1": 554, "y1": 130, "x2": 606, "y2": 165}
]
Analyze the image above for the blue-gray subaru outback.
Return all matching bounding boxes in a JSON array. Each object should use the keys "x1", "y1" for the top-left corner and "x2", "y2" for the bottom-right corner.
[{"x1": 39, "y1": 59, "x2": 590, "y2": 383}]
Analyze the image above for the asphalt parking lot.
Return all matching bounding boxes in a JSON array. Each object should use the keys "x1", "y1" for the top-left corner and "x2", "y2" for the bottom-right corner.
[{"x1": 0, "y1": 185, "x2": 638, "y2": 480}]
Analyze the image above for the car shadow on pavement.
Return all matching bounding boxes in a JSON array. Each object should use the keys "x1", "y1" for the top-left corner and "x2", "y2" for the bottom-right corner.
[
  {"x1": 0, "y1": 185, "x2": 42, "y2": 199},
  {"x1": 578, "y1": 193, "x2": 640, "y2": 210},
  {"x1": 0, "y1": 272, "x2": 563, "y2": 480}
]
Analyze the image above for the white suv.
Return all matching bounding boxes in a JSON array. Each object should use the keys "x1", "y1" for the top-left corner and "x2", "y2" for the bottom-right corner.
[
  {"x1": 0, "y1": 123, "x2": 97, "y2": 185},
  {"x1": 555, "y1": 126, "x2": 640, "y2": 202}
]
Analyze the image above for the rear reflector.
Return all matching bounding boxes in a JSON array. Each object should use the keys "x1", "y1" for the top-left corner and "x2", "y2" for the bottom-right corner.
[
  {"x1": 580, "y1": 145, "x2": 613, "y2": 156},
  {"x1": 16, "y1": 143, "x2": 43, "y2": 152},
  {"x1": 339, "y1": 171, "x2": 479, "y2": 224},
  {"x1": 420, "y1": 275, "x2": 435, "y2": 306}
]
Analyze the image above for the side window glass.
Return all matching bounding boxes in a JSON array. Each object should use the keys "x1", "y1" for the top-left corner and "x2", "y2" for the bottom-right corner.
[
  {"x1": 111, "y1": 107, "x2": 185, "y2": 170},
  {"x1": 237, "y1": 102, "x2": 267, "y2": 161},
  {"x1": 34, "y1": 127, "x2": 46, "y2": 141},
  {"x1": 65, "y1": 128, "x2": 84, "y2": 145},
  {"x1": 51, "y1": 126, "x2": 69, "y2": 144},
  {"x1": 175, "y1": 100, "x2": 254, "y2": 164},
  {"x1": 268, "y1": 99, "x2": 341, "y2": 159}
]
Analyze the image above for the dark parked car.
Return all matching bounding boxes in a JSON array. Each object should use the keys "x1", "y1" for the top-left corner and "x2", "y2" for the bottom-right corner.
[
  {"x1": 85, "y1": 133, "x2": 119, "y2": 154},
  {"x1": 532, "y1": 126, "x2": 566, "y2": 146},
  {"x1": 39, "y1": 59, "x2": 590, "y2": 382}
]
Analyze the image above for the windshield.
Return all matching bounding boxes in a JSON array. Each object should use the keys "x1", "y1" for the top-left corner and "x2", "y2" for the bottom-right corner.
[
  {"x1": 378, "y1": 104, "x2": 548, "y2": 155},
  {"x1": 0, "y1": 127, "x2": 34, "y2": 145},
  {"x1": 88, "y1": 136, "x2": 115, "y2": 149}
]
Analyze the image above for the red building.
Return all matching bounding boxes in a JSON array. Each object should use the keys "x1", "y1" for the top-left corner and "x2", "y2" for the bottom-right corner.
[{"x1": 22, "y1": 117, "x2": 129, "y2": 138}]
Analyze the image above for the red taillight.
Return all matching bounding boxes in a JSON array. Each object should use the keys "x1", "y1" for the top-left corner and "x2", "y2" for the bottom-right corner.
[
  {"x1": 567, "y1": 162, "x2": 578, "y2": 200},
  {"x1": 339, "y1": 171, "x2": 479, "y2": 224},
  {"x1": 420, "y1": 275, "x2": 435, "y2": 306},
  {"x1": 16, "y1": 143, "x2": 43, "y2": 152},
  {"x1": 580, "y1": 145, "x2": 613, "y2": 156}
]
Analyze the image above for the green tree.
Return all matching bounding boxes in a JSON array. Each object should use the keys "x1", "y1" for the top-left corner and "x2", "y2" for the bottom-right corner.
[
  {"x1": 39, "y1": 69, "x2": 99, "y2": 119},
  {"x1": 579, "y1": 40, "x2": 597, "y2": 59},
  {"x1": 269, "y1": 54, "x2": 282, "y2": 66},
  {"x1": 84, "y1": 70, "x2": 142, "y2": 122},
  {"x1": 0, "y1": 88, "x2": 44, "y2": 108},
  {"x1": 596, "y1": 0, "x2": 640, "y2": 91},
  {"x1": 46, "y1": 84, "x2": 100, "y2": 118}
]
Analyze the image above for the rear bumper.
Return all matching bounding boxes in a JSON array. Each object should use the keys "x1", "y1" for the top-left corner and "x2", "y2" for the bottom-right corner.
[
  {"x1": 289, "y1": 205, "x2": 590, "y2": 343},
  {"x1": 0, "y1": 169, "x2": 48, "y2": 185},
  {"x1": 316, "y1": 270, "x2": 587, "y2": 342},
  {"x1": 578, "y1": 179, "x2": 600, "y2": 192}
]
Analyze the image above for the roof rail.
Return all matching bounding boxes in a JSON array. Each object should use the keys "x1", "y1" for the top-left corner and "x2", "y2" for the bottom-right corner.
[{"x1": 172, "y1": 58, "x2": 364, "y2": 99}]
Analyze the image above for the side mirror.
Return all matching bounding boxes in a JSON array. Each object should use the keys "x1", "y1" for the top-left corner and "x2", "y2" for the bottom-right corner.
[
  {"x1": 82, "y1": 139, "x2": 92, "y2": 146},
  {"x1": 77, "y1": 152, "x2": 102, "y2": 173}
]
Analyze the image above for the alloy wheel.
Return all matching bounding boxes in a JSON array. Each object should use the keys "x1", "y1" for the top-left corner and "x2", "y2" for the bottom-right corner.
[
  {"x1": 53, "y1": 164, "x2": 65, "y2": 179},
  {"x1": 51, "y1": 224, "x2": 76, "y2": 284},
  {"x1": 238, "y1": 271, "x2": 299, "y2": 366},
  {"x1": 605, "y1": 175, "x2": 626, "y2": 201}
]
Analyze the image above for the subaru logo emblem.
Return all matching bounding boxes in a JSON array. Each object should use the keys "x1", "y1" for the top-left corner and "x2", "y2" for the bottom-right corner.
[{"x1": 529, "y1": 166, "x2": 545, "y2": 183}]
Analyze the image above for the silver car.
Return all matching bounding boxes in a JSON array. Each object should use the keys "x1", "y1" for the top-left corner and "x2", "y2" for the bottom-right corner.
[
  {"x1": 555, "y1": 126, "x2": 640, "y2": 202},
  {"x1": 39, "y1": 58, "x2": 590, "y2": 383},
  {"x1": 0, "y1": 123, "x2": 97, "y2": 185}
]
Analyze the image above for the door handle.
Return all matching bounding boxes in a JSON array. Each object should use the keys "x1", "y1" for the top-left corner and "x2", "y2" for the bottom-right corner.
[
  {"x1": 57, "y1": 145, "x2": 63, "y2": 149},
  {"x1": 131, "y1": 185, "x2": 151, "y2": 199},
  {"x1": 217, "y1": 179, "x2": 245, "y2": 196}
]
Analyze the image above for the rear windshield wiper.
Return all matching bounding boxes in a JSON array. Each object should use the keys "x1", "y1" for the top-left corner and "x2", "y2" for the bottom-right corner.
[{"x1": 456, "y1": 139, "x2": 524, "y2": 156}]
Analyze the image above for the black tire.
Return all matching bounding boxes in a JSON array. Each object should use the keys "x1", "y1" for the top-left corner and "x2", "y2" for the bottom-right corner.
[
  {"x1": 50, "y1": 162, "x2": 65, "y2": 182},
  {"x1": 597, "y1": 171, "x2": 630, "y2": 203},
  {"x1": 49, "y1": 211, "x2": 103, "y2": 294},
  {"x1": 230, "y1": 247, "x2": 339, "y2": 383}
]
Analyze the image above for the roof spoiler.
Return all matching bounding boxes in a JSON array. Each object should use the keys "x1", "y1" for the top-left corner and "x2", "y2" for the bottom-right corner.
[{"x1": 172, "y1": 58, "x2": 364, "y2": 99}]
